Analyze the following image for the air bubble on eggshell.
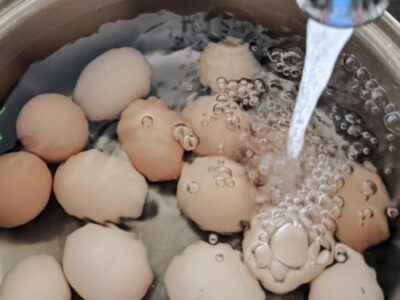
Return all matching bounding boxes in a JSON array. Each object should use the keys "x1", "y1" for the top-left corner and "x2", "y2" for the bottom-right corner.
[
  {"x1": 54, "y1": 149, "x2": 148, "y2": 223},
  {"x1": 182, "y1": 95, "x2": 249, "y2": 157},
  {"x1": 73, "y1": 47, "x2": 151, "y2": 121},
  {"x1": 309, "y1": 243, "x2": 384, "y2": 300},
  {"x1": 63, "y1": 223, "x2": 153, "y2": 300},
  {"x1": 16, "y1": 93, "x2": 89, "y2": 162},
  {"x1": 197, "y1": 37, "x2": 260, "y2": 91},
  {"x1": 0, "y1": 152, "x2": 52, "y2": 228},
  {"x1": 118, "y1": 97, "x2": 197, "y2": 182},
  {"x1": 0, "y1": 255, "x2": 71, "y2": 300},
  {"x1": 177, "y1": 156, "x2": 255, "y2": 233},
  {"x1": 164, "y1": 241, "x2": 265, "y2": 300},
  {"x1": 335, "y1": 162, "x2": 390, "y2": 252}
]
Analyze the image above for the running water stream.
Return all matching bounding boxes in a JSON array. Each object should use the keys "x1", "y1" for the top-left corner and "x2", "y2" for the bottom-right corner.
[{"x1": 287, "y1": 19, "x2": 354, "y2": 158}]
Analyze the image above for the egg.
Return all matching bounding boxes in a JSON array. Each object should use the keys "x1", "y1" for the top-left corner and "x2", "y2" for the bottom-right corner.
[
  {"x1": 0, "y1": 152, "x2": 52, "y2": 228},
  {"x1": 73, "y1": 47, "x2": 151, "y2": 121},
  {"x1": 54, "y1": 149, "x2": 148, "y2": 223},
  {"x1": 164, "y1": 241, "x2": 265, "y2": 300},
  {"x1": 197, "y1": 37, "x2": 260, "y2": 91},
  {"x1": 16, "y1": 93, "x2": 89, "y2": 162},
  {"x1": 63, "y1": 223, "x2": 153, "y2": 300},
  {"x1": 243, "y1": 211, "x2": 335, "y2": 294},
  {"x1": 335, "y1": 162, "x2": 390, "y2": 252},
  {"x1": 309, "y1": 243, "x2": 384, "y2": 300},
  {"x1": 182, "y1": 95, "x2": 248, "y2": 157},
  {"x1": 117, "y1": 97, "x2": 198, "y2": 182},
  {"x1": 177, "y1": 156, "x2": 255, "y2": 233},
  {"x1": 0, "y1": 254, "x2": 71, "y2": 300}
]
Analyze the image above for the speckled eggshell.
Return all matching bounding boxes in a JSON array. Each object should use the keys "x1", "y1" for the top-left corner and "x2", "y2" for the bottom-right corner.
[
  {"x1": 335, "y1": 162, "x2": 390, "y2": 252},
  {"x1": 117, "y1": 97, "x2": 185, "y2": 182},
  {"x1": 0, "y1": 152, "x2": 52, "y2": 228},
  {"x1": 54, "y1": 149, "x2": 148, "y2": 223},
  {"x1": 73, "y1": 47, "x2": 151, "y2": 121},
  {"x1": 16, "y1": 94, "x2": 89, "y2": 162},
  {"x1": 164, "y1": 241, "x2": 265, "y2": 300},
  {"x1": 182, "y1": 95, "x2": 248, "y2": 157},
  {"x1": 63, "y1": 223, "x2": 153, "y2": 300},
  {"x1": 177, "y1": 156, "x2": 255, "y2": 233},
  {"x1": 0, "y1": 255, "x2": 71, "y2": 300},
  {"x1": 309, "y1": 243, "x2": 384, "y2": 300}
]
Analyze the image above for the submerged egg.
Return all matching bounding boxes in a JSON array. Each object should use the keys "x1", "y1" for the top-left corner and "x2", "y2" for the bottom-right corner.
[
  {"x1": 0, "y1": 152, "x2": 52, "y2": 228},
  {"x1": 63, "y1": 223, "x2": 153, "y2": 300},
  {"x1": 336, "y1": 162, "x2": 390, "y2": 252},
  {"x1": 54, "y1": 149, "x2": 148, "y2": 223},
  {"x1": 182, "y1": 95, "x2": 248, "y2": 157},
  {"x1": 16, "y1": 93, "x2": 89, "y2": 162},
  {"x1": 74, "y1": 47, "x2": 151, "y2": 121},
  {"x1": 177, "y1": 156, "x2": 255, "y2": 233},
  {"x1": 118, "y1": 97, "x2": 197, "y2": 182},
  {"x1": 164, "y1": 241, "x2": 265, "y2": 300},
  {"x1": 309, "y1": 244, "x2": 384, "y2": 300},
  {"x1": 197, "y1": 37, "x2": 260, "y2": 91},
  {"x1": 0, "y1": 254, "x2": 71, "y2": 300}
]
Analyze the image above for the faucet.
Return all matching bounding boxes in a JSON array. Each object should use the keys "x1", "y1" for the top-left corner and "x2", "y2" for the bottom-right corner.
[{"x1": 296, "y1": 0, "x2": 390, "y2": 27}]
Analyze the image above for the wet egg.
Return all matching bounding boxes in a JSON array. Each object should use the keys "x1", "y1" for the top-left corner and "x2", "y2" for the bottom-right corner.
[
  {"x1": 0, "y1": 152, "x2": 52, "y2": 228},
  {"x1": 16, "y1": 93, "x2": 89, "y2": 162},
  {"x1": 164, "y1": 241, "x2": 265, "y2": 300},
  {"x1": 0, "y1": 255, "x2": 71, "y2": 300},
  {"x1": 54, "y1": 149, "x2": 148, "y2": 223},
  {"x1": 74, "y1": 47, "x2": 151, "y2": 121},
  {"x1": 177, "y1": 156, "x2": 255, "y2": 233},
  {"x1": 63, "y1": 223, "x2": 153, "y2": 300}
]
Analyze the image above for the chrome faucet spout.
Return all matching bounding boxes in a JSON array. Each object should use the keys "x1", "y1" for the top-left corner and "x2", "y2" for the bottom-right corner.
[{"x1": 296, "y1": 0, "x2": 390, "y2": 27}]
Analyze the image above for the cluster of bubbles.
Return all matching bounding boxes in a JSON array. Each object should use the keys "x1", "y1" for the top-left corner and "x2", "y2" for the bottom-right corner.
[
  {"x1": 267, "y1": 47, "x2": 304, "y2": 79},
  {"x1": 208, "y1": 157, "x2": 236, "y2": 188},
  {"x1": 172, "y1": 123, "x2": 199, "y2": 151}
]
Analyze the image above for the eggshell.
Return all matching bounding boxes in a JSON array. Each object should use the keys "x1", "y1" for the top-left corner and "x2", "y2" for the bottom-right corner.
[
  {"x1": 335, "y1": 162, "x2": 390, "y2": 252},
  {"x1": 197, "y1": 37, "x2": 260, "y2": 91},
  {"x1": 182, "y1": 95, "x2": 248, "y2": 157},
  {"x1": 118, "y1": 97, "x2": 195, "y2": 182},
  {"x1": 177, "y1": 156, "x2": 255, "y2": 233},
  {"x1": 309, "y1": 243, "x2": 384, "y2": 300},
  {"x1": 73, "y1": 47, "x2": 151, "y2": 121},
  {"x1": 0, "y1": 254, "x2": 71, "y2": 300},
  {"x1": 63, "y1": 223, "x2": 153, "y2": 300},
  {"x1": 54, "y1": 149, "x2": 148, "y2": 223},
  {"x1": 164, "y1": 241, "x2": 265, "y2": 300},
  {"x1": 0, "y1": 152, "x2": 52, "y2": 228},
  {"x1": 16, "y1": 93, "x2": 89, "y2": 162}
]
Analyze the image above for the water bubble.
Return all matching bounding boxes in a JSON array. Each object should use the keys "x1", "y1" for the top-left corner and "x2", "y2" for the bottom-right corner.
[
  {"x1": 342, "y1": 54, "x2": 361, "y2": 72},
  {"x1": 389, "y1": 144, "x2": 397, "y2": 152},
  {"x1": 185, "y1": 83, "x2": 193, "y2": 91},
  {"x1": 209, "y1": 233, "x2": 218, "y2": 245},
  {"x1": 354, "y1": 67, "x2": 370, "y2": 82},
  {"x1": 227, "y1": 80, "x2": 239, "y2": 91},
  {"x1": 335, "y1": 246, "x2": 348, "y2": 263},
  {"x1": 327, "y1": 85, "x2": 337, "y2": 95},
  {"x1": 363, "y1": 208, "x2": 374, "y2": 218},
  {"x1": 361, "y1": 180, "x2": 377, "y2": 197},
  {"x1": 215, "y1": 253, "x2": 224, "y2": 262},
  {"x1": 330, "y1": 206, "x2": 341, "y2": 218},
  {"x1": 384, "y1": 103, "x2": 396, "y2": 114},
  {"x1": 384, "y1": 111, "x2": 400, "y2": 134},
  {"x1": 186, "y1": 181, "x2": 199, "y2": 193},
  {"x1": 173, "y1": 123, "x2": 190, "y2": 139},
  {"x1": 216, "y1": 176, "x2": 226, "y2": 187},
  {"x1": 268, "y1": 49, "x2": 283, "y2": 62},
  {"x1": 213, "y1": 103, "x2": 224, "y2": 115},
  {"x1": 386, "y1": 206, "x2": 399, "y2": 218},
  {"x1": 216, "y1": 93, "x2": 229, "y2": 102},
  {"x1": 362, "y1": 147, "x2": 371, "y2": 155},
  {"x1": 370, "y1": 137, "x2": 378, "y2": 144},
  {"x1": 141, "y1": 115, "x2": 153, "y2": 127},
  {"x1": 183, "y1": 134, "x2": 199, "y2": 151},
  {"x1": 386, "y1": 133, "x2": 395, "y2": 142},
  {"x1": 333, "y1": 196, "x2": 345, "y2": 208},
  {"x1": 365, "y1": 79, "x2": 379, "y2": 90},
  {"x1": 216, "y1": 77, "x2": 227, "y2": 85}
]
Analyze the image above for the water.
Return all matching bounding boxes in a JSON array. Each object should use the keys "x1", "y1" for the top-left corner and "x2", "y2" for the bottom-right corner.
[{"x1": 287, "y1": 19, "x2": 353, "y2": 158}]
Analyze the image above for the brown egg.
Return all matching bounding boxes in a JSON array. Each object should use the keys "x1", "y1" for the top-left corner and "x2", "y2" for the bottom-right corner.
[
  {"x1": 182, "y1": 95, "x2": 248, "y2": 157},
  {"x1": 54, "y1": 150, "x2": 148, "y2": 223},
  {"x1": 117, "y1": 97, "x2": 198, "y2": 182},
  {"x1": 177, "y1": 156, "x2": 255, "y2": 233},
  {"x1": 16, "y1": 93, "x2": 89, "y2": 162},
  {"x1": 74, "y1": 47, "x2": 151, "y2": 121},
  {"x1": 0, "y1": 152, "x2": 52, "y2": 228},
  {"x1": 309, "y1": 243, "x2": 384, "y2": 300},
  {"x1": 63, "y1": 223, "x2": 153, "y2": 300},
  {"x1": 164, "y1": 241, "x2": 265, "y2": 300},
  {"x1": 197, "y1": 37, "x2": 260, "y2": 91},
  {"x1": 0, "y1": 254, "x2": 71, "y2": 300},
  {"x1": 335, "y1": 162, "x2": 390, "y2": 252}
]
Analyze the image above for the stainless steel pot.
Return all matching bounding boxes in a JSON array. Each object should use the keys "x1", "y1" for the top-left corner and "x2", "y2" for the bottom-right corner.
[{"x1": 1, "y1": 0, "x2": 400, "y2": 299}]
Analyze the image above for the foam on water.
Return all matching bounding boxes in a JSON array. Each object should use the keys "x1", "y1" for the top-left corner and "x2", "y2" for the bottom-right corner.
[{"x1": 287, "y1": 19, "x2": 353, "y2": 158}]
